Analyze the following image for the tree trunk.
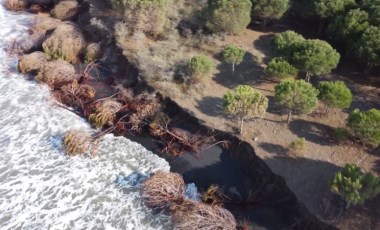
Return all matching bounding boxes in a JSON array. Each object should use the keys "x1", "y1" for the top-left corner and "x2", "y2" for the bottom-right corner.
[
  {"x1": 232, "y1": 62, "x2": 235, "y2": 72},
  {"x1": 287, "y1": 109, "x2": 292, "y2": 124},
  {"x1": 345, "y1": 201, "x2": 350, "y2": 210},
  {"x1": 365, "y1": 62, "x2": 373, "y2": 76},
  {"x1": 240, "y1": 117, "x2": 244, "y2": 135},
  {"x1": 306, "y1": 71, "x2": 311, "y2": 82},
  {"x1": 263, "y1": 18, "x2": 267, "y2": 30},
  {"x1": 317, "y1": 19, "x2": 326, "y2": 36}
]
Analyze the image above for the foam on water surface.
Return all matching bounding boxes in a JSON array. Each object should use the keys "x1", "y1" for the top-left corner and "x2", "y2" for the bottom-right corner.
[{"x1": 0, "y1": 3, "x2": 171, "y2": 230}]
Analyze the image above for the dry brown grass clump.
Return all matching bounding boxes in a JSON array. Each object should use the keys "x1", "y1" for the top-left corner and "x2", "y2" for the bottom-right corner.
[
  {"x1": 57, "y1": 80, "x2": 95, "y2": 108},
  {"x1": 171, "y1": 200, "x2": 237, "y2": 230},
  {"x1": 141, "y1": 171, "x2": 185, "y2": 210},
  {"x1": 36, "y1": 60, "x2": 78, "y2": 89},
  {"x1": 89, "y1": 99, "x2": 122, "y2": 128},
  {"x1": 42, "y1": 22, "x2": 86, "y2": 63},
  {"x1": 4, "y1": 0, "x2": 26, "y2": 11},
  {"x1": 62, "y1": 129, "x2": 92, "y2": 156},
  {"x1": 18, "y1": 52, "x2": 48, "y2": 74}
]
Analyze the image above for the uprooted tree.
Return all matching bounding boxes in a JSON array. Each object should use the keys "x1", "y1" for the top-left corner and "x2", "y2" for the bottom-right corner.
[
  {"x1": 330, "y1": 163, "x2": 380, "y2": 209},
  {"x1": 223, "y1": 85, "x2": 268, "y2": 134},
  {"x1": 275, "y1": 80, "x2": 319, "y2": 123}
]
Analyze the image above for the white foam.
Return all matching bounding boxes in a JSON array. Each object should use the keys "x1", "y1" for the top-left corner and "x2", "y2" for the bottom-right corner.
[{"x1": 0, "y1": 3, "x2": 171, "y2": 230}]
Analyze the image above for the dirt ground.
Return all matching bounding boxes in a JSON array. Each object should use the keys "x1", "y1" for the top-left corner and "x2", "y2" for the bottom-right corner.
[{"x1": 161, "y1": 29, "x2": 380, "y2": 229}]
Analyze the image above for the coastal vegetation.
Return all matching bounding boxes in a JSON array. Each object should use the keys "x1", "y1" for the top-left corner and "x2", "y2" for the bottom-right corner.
[{"x1": 5, "y1": 0, "x2": 380, "y2": 228}]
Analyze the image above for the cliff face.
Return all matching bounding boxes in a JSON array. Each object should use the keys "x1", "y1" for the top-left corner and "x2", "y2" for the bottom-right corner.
[{"x1": 10, "y1": 0, "x2": 335, "y2": 228}]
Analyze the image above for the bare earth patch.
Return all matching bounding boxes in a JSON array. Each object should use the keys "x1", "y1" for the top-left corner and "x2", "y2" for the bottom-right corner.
[{"x1": 165, "y1": 29, "x2": 380, "y2": 229}]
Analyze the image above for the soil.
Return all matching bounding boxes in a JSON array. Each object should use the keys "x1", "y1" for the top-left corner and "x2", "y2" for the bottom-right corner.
[{"x1": 161, "y1": 29, "x2": 380, "y2": 229}]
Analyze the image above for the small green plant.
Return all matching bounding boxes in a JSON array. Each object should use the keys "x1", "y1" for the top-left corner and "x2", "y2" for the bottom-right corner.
[
  {"x1": 330, "y1": 164, "x2": 380, "y2": 209},
  {"x1": 187, "y1": 55, "x2": 213, "y2": 82},
  {"x1": 266, "y1": 57, "x2": 298, "y2": 79},
  {"x1": 222, "y1": 45, "x2": 245, "y2": 72},
  {"x1": 288, "y1": 137, "x2": 308, "y2": 157}
]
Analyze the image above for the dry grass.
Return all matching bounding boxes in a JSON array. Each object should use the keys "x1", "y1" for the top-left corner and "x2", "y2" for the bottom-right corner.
[
  {"x1": 171, "y1": 200, "x2": 236, "y2": 230},
  {"x1": 62, "y1": 129, "x2": 92, "y2": 156},
  {"x1": 18, "y1": 52, "x2": 48, "y2": 74},
  {"x1": 141, "y1": 171, "x2": 185, "y2": 210},
  {"x1": 57, "y1": 80, "x2": 95, "y2": 108},
  {"x1": 89, "y1": 99, "x2": 122, "y2": 128},
  {"x1": 42, "y1": 22, "x2": 86, "y2": 64},
  {"x1": 3, "y1": 0, "x2": 26, "y2": 11},
  {"x1": 36, "y1": 60, "x2": 78, "y2": 89}
]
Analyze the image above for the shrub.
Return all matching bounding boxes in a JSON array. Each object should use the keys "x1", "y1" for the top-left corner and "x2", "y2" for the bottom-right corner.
[
  {"x1": 272, "y1": 30, "x2": 305, "y2": 58},
  {"x1": 171, "y1": 200, "x2": 236, "y2": 230},
  {"x1": 204, "y1": 0, "x2": 252, "y2": 34},
  {"x1": 187, "y1": 55, "x2": 213, "y2": 81},
  {"x1": 317, "y1": 81, "x2": 352, "y2": 113},
  {"x1": 347, "y1": 108, "x2": 380, "y2": 147},
  {"x1": 330, "y1": 164, "x2": 380, "y2": 208},
  {"x1": 288, "y1": 137, "x2": 308, "y2": 157},
  {"x1": 89, "y1": 99, "x2": 122, "y2": 128},
  {"x1": 266, "y1": 57, "x2": 298, "y2": 79},
  {"x1": 120, "y1": 0, "x2": 170, "y2": 36},
  {"x1": 251, "y1": 0, "x2": 290, "y2": 27},
  {"x1": 141, "y1": 171, "x2": 185, "y2": 210}
]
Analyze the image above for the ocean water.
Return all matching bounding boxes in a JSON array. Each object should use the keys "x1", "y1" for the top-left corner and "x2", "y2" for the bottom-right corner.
[{"x1": 0, "y1": 3, "x2": 171, "y2": 230}]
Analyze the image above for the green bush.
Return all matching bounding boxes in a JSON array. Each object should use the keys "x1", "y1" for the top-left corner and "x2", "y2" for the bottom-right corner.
[
  {"x1": 187, "y1": 55, "x2": 213, "y2": 81},
  {"x1": 266, "y1": 57, "x2": 298, "y2": 79},
  {"x1": 317, "y1": 81, "x2": 353, "y2": 112},
  {"x1": 222, "y1": 45, "x2": 245, "y2": 72},
  {"x1": 347, "y1": 108, "x2": 380, "y2": 147},
  {"x1": 204, "y1": 0, "x2": 252, "y2": 34},
  {"x1": 330, "y1": 164, "x2": 380, "y2": 208}
]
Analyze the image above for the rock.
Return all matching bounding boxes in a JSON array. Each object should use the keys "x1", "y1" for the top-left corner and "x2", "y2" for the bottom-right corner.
[
  {"x1": 3, "y1": 0, "x2": 27, "y2": 11},
  {"x1": 36, "y1": 60, "x2": 79, "y2": 88},
  {"x1": 42, "y1": 22, "x2": 86, "y2": 63},
  {"x1": 18, "y1": 52, "x2": 48, "y2": 74},
  {"x1": 85, "y1": 43, "x2": 102, "y2": 62},
  {"x1": 50, "y1": 0, "x2": 79, "y2": 21}
]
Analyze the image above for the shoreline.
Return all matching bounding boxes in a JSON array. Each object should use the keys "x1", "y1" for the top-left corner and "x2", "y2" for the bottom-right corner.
[{"x1": 7, "y1": 0, "x2": 335, "y2": 229}]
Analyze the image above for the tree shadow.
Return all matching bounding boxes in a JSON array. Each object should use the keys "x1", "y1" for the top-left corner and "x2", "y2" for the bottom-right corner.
[
  {"x1": 289, "y1": 119, "x2": 335, "y2": 146},
  {"x1": 213, "y1": 52, "x2": 268, "y2": 89},
  {"x1": 259, "y1": 142, "x2": 288, "y2": 155},
  {"x1": 253, "y1": 34, "x2": 275, "y2": 65},
  {"x1": 195, "y1": 96, "x2": 228, "y2": 118},
  {"x1": 264, "y1": 155, "x2": 341, "y2": 216},
  {"x1": 266, "y1": 95, "x2": 286, "y2": 115}
]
